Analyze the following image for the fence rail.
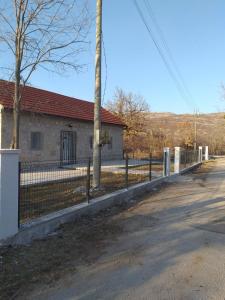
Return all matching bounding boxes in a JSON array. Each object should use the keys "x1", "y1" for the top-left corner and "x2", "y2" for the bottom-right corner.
[
  {"x1": 18, "y1": 148, "x2": 201, "y2": 225},
  {"x1": 19, "y1": 154, "x2": 165, "y2": 225},
  {"x1": 180, "y1": 149, "x2": 199, "y2": 171},
  {"x1": 19, "y1": 161, "x2": 88, "y2": 223}
]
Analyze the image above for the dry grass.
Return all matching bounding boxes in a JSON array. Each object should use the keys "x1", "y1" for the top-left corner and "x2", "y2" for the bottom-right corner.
[
  {"x1": 20, "y1": 177, "x2": 87, "y2": 223},
  {"x1": 1, "y1": 162, "x2": 212, "y2": 299},
  {"x1": 128, "y1": 163, "x2": 164, "y2": 172},
  {"x1": 0, "y1": 207, "x2": 125, "y2": 300},
  {"x1": 20, "y1": 171, "x2": 153, "y2": 224}
]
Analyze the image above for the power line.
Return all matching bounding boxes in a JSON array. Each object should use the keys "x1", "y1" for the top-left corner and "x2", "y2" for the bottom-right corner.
[
  {"x1": 143, "y1": 0, "x2": 197, "y2": 108},
  {"x1": 132, "y1": 0, "x2": 195, "y2": 111}
]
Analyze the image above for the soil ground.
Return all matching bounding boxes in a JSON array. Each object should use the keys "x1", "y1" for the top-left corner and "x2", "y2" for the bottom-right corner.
[{"x1": 1, "y1": 158, "x2": 225, "y2": 299}]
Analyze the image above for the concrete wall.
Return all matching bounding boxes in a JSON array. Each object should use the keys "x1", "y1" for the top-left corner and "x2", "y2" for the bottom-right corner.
[
  {"x1": 1, "y1": 109, "x2": 123, "y2": 162},
  {"x1": 0, "y1": 105, "x2": 2, "y2": 148},
  {"x1": 0, "y1": 150, "x2": 20, "y2": 241}
]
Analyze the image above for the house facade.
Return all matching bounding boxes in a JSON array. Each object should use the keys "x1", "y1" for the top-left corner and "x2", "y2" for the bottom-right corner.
[{"x1": 0, "y1": 81, "x2": 124, "y2": 162}]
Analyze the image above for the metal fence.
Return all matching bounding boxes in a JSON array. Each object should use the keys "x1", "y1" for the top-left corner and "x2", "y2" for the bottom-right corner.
[
  {"x1": 19, "y1": 160, "x2": 88, "y2": 224},
  {"x1": 180, "y1": 149, "x2": 199, "y2": 171},
  {"x1": 18, "y1": 153, "x2": 165, "y2": 225},
  {"x1": 18, "y1": 149, "x2": 199, "y2": 225}
]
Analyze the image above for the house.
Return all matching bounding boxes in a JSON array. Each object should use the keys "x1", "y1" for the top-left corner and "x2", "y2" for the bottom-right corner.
[{"x1": 0, "y1": 80, "x2": 124, "y2": 163}]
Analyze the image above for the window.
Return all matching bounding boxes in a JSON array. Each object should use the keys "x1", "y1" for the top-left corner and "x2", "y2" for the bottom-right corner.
[
  {"x1": 108, "y1": 137, "x2": 113, "y2": 150},
  {"x1": 31, "y1": 132, "x2": 42, "y2": 150},
  {"x1": 89, "y1": 136, "x2": 93, "y2": 149}
]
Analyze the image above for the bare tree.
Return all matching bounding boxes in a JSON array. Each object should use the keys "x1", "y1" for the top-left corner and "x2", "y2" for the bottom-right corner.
[
  {"x1": 106, "y1": 88, "x2": 150, "y2": 155},
  {"x1": 0, "y1": 0, "x2": 90, "y2": 148}
]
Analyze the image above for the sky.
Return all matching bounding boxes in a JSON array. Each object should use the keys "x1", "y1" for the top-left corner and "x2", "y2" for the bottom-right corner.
[{"x1": 4, "y1": 0, "x2": 225, "y2": 114}]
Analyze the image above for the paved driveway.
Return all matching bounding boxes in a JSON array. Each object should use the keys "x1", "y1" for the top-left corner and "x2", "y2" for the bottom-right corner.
[
  {"x1": 19, "y1": 158, "x2": 225, "y2": 299},
  {"x1": 21, "y1": 159, "x2": 162, "y2": 186}
]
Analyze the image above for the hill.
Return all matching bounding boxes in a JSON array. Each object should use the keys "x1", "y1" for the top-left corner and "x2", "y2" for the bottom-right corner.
[{"x1": 144, "y1": 112, "x2": 225, "y2": 155}]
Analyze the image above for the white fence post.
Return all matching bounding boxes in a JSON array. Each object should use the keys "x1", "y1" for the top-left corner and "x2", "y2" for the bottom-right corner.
[
  {"x1": 198, "y1": 146, "x2": 203, "y2": 163},
  {"x1": 174, "y1": 147, "x2": 181, "y2": 174},
  {"x1": 0, "y1": 149, "x2": 20, "y2": 241},
  {"x1": 205, "y1": 146, "x2": 209, "y2": 161},
  {"x1": 163, "y1": 147, "x2": 170, "y2": 176}
]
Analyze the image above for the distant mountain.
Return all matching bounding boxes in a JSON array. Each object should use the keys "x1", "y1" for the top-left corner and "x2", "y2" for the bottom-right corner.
[
  {"x1": 144, "y1": 112, "x2": 225, "y2": 154},
  {"x1": 149, "y1": 112, "x2": 177, "y2": 118},
  {"x1": 146, "y1": 112, "x2": 225, "y2": 126}
]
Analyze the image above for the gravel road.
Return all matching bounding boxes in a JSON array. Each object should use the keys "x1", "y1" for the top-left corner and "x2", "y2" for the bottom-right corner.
[{"x1": 19, "y1": 159, "x2": 225, "y2": 299}]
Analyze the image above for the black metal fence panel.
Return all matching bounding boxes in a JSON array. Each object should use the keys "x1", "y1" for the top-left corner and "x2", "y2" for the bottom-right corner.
[
  {"x1": 19, "y1": 161, "x2": 87, "y2": 224},
  {"x1": 180, "y1": 149, "x2": 199, "y2": 171},
  {"x1": 18, "y1": 150, "x2": 199, "y2": 225}
]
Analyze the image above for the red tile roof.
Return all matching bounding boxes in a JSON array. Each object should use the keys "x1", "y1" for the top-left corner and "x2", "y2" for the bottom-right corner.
[{"x1": 0, "y1": 80, "x2": 124, "y2": 126}]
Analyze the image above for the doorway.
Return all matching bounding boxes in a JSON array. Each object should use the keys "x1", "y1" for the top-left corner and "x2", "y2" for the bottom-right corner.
[{"x1": 60, "y1": 131, "x2": 76, "y2": 164}]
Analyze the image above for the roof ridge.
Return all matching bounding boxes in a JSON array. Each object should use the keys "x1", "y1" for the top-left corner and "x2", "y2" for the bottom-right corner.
[
  {"x1": 0, "y1": 80, "x2": 124, "y2": 126},
  {"x1": 0, "y1": 79, "x2": 95, "y2": 105}
]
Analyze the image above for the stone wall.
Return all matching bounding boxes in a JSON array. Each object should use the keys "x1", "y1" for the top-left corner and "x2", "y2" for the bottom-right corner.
[{"x1": 1, "y1": 109, "x2": 123, "y2": 162}]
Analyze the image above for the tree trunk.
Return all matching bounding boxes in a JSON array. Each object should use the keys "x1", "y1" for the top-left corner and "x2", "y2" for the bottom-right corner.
[{"x1": 11, "y1": 66, "x2": 21, "y2": 149}]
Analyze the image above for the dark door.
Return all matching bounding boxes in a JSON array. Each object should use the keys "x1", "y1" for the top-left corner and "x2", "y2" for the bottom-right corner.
[{"x1": 60, "y1": 131, "x2": 76, "y2": 164}]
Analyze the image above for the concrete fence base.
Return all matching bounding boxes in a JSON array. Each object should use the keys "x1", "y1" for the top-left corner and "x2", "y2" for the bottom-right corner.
[
  {"x1": 0, "y1": 150, "x2": 20, "y2": 241},
  {"x1": 1, "y1": 161, "x2": 202, "y2": 246}
]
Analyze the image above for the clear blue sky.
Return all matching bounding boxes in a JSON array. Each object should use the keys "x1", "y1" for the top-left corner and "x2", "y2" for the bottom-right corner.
[{"x1": 30, "y1": 0, "x2": 225, "y2": 113}]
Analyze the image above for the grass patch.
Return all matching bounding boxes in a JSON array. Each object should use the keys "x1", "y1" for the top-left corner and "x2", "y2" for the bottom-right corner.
[
  {"x1": 20, "y1": 171, "x2": 154, "y2": 224},
  {"x1": 20, "y1": 177, "x2": 87, "y2": 223},
  {"x1": 128, "y1": 164, "x2": 164, "y2": 172}
]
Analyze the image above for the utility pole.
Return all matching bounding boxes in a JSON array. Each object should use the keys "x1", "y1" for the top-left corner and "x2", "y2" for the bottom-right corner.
[
  {"x1": 193, "y1": 109, "x2": 198, "y2": 151},
  {"x1": 93, "y1": 0, "x2": 102, "y2": 188}
]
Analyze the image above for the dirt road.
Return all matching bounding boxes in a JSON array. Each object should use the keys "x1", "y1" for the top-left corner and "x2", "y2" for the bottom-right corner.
[{"x1": 2, "y1": 159, "x2": 225, "y2": 299}]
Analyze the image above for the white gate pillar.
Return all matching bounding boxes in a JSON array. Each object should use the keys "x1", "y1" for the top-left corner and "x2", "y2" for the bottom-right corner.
[
  {"x1": 0, "y1": 150, "x2": 20, "y2": 241},
  {"x1": 198, "y1": 146, "x2": 203, "y2": 163},
  {"x1": 163, "y1": 147, "x2": 170, "y2": 177},
  {"x1": 205, "y1": 146, "x2": 209, "y2": 161},
  {"x1": 174, "y1": 147, "x2": 181, "y2": 174}
]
